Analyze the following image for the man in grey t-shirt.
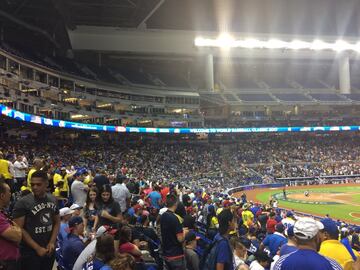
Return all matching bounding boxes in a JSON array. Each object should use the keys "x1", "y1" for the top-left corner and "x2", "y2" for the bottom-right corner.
[
  {"x1": 13, "y1": 170, "x2": 60, "y2": 270},
  {"x1": 71, "y1": 170, "x2": 88, "y2": 207},
  {"x1": 111, "y1": 175, "x2": 131, "y2": 213}
]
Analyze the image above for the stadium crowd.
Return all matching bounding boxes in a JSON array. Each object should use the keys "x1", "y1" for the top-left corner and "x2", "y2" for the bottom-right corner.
[{"x1": 0, "y1": 133, "x2": 360, "y2": 270}]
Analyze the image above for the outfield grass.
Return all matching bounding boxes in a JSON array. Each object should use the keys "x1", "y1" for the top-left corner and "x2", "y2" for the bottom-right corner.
[{"x1": 255, "y1": 186, "x2": 360, "y2": 223}]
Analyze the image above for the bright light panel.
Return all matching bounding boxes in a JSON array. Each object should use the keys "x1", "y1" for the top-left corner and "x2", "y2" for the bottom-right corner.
[{"x1": 195, "y1": 35, "x2": 360, "y2": 52}]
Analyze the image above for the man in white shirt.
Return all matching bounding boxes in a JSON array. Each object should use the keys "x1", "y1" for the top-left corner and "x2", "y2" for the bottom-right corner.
[
  {"x1": 71, "y1": 170, "x2": 88, "y2": 207},
  {"x1": 111, "y1": 175, "x2": 131, "y2": 213},
  {"x1": 13, "y1": 154, "x2": 28, "y2": 191}
]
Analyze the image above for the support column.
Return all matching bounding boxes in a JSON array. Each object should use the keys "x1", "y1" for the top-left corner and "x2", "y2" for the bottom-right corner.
[
  {"x1": 339, "y1": 54, "x2": 351, "y2": 94},
  {"x1": 205, "y1": 54, "x2": 214, "y2": 91}
]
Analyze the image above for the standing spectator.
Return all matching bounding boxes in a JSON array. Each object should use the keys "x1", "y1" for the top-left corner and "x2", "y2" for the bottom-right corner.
[
  {"x1": 273, "y1": 217, "x2": 342, "y2": 270},
  {"x1": 160, "y1": 194, "x2": 187, "y2": 270},
  {"x1": 93, "y1": 170, "x2": 109, "y2": 191},
  {"x1": 206, "y1": 205, "x2": 218, "y2": 240},
  {"x1": 96, "y1": 185, "x2": 122, "y2": 228},
  {"x1": 260, "y1": 223, "x2": 287, "y2": 257},
  {"x1": 319, "y1": 218, "x2": 358, "y2": 270},
  {"x1": 71, "y1": 170, "x2": 89, "y2": 207},
  {"x1": 242, "y1": 204, "x2": 254, "y2": 228},
  {"x1": 184, "y1": 231, "x2": 200, "y2": 270},
  {"x1": 111, "y1": 175, "x2": 131, "y2": 214},
  {"x1": 53, "y1": 167, "x2": 69, "y2": 198},
  {"x1": 147, "y1": 185, "x2": 162, "y2": 210},
  {"x1": 13, "y1": 170, "x2": 60, "y2": 270},
  {"x1": 0, "y1": 179, "x2": 22, "y2": 270},
  {"x1": 266, "y1": 212, "x2": 277, "y2": 233},
  {"x1": 84, "y1": 187, "x2": 99, "y2": 234},
  {"x1": 26, "y1": 158, "x2": 43, "y2": 188},
  {"x1": 0, "y1": 151, "x2": 14, "y2": 190},
  {"x1": 13, "y1": 154, "x2": 28, "y2": 192},
  {"x1": 62, "y1": 216, "x2": 85, "y2": 270},
  {"x1": 279, "y1": 226, "x2": 298, "y2": 256},
  {"x1": 212, "y1": 209, "x2": 236, "y2": 270}
]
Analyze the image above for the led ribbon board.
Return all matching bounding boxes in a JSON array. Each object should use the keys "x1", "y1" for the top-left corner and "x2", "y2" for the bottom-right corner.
[{"x1": 1, "y1": 104, "x2": 358, "y2": 134}]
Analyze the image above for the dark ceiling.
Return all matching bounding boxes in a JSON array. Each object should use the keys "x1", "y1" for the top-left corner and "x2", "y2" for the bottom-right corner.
[{"x1": 0, "y1": 0, "x2": 359, "y2": 53}]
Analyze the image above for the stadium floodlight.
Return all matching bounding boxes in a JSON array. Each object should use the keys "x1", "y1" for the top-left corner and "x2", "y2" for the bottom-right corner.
[
  {"x1": 265, "y1": 39, "x2": 288, "y2": 49},
  {"x1": 288, "y1": 40, "x2": 311, "y2": 50},
  {"x1": 216, "y1": 33, "x2": 235, "y2": 48},
  {"x1": 310, "y1": 40, "x2": 333, "y2": 50},
  {"x1": 195, "y1": 36, "x2": 360, "y2": 53}
]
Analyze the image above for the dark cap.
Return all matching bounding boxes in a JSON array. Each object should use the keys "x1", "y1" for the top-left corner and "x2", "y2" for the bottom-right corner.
[
  {"x1": 185, "y1": 231, "x2": 200, "y2": 243},
  {"x1": 68, "y1": 216, "x2": 83, "y2": 228},
  {"x1": 276, "y1": 223, "x2": 285, "y2": 233}
]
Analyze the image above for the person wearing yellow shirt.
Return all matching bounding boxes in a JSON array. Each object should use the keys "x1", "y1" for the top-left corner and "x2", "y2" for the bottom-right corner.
[
  {"x1": 241, "y1": 204, "x2": 254, "y2": 228},
  {"x1": 319, "y1": 218, "x2": 358, "y2": 270},
  {"x1": 53, "y1": 167, "x2": 69, "y2": 197},
  {"x1": 0, "y1": 151, "x2": 13, "y2": 180},
  {"x1": 26, "y1": 158, "x2": 44, "y2": 188},
  {"x1": 206, "y1": 205, "x2": 218, "y2": 240}
]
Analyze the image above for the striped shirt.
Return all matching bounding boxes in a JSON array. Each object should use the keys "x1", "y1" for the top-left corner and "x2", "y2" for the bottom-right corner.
[{"x1": 273, "y1": 249, "x2": 343, "y2": 270}]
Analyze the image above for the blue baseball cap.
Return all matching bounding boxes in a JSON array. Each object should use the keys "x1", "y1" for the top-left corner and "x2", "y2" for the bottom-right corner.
[
  {"x1": 68, "y1": 216, "x2": 83, "y2": 228},
  {"x1": 320, "y1": 218, "x2": 339, "y2": 236}
]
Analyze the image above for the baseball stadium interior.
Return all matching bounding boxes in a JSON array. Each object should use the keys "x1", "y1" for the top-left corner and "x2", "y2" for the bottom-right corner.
[{"x1": 1, "y1": 1, "x2": 360, "y2": 270}]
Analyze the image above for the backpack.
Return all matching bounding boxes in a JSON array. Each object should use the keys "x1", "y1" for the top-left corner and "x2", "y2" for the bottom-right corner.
[{"x1": 199, "y1": 236, "x2": 229, "y2": 270}]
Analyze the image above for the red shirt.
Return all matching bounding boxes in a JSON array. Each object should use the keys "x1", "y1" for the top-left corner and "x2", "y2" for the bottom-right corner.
[
  {"x1": 161, "y1": 187, "x2": 170, "y2": 202},
  {"x1": 0, "y1": 212, "x2": 20, "y2": 260},
  {"x1": 119, "y1": 242, "x2": 142, "y2": 262},
  {"x1": 266, "y1": 218, "x2": 277, "y2": 233}
]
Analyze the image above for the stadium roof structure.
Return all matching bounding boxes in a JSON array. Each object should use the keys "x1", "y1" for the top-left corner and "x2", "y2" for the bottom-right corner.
[{"x1": 1, "y1": 0, "x2": 360, "y2": 49}]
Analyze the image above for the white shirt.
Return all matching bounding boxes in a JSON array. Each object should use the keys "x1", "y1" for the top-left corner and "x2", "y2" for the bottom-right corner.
[
  {"x1": 250, "y1": 260, "x2": 265, "y2": 270},
  {"x1": 111, "y1": 183, "x2": 131, "y2": 212},
  {"x1": 71, "y1": 180, "x2": 87, "y2": 207},
  {"x1": 13, "y1": 160, "x2": 28, "y2": 178},
  {"x1": 73, "y1": 239, "x2": 97, "y2": 270}
]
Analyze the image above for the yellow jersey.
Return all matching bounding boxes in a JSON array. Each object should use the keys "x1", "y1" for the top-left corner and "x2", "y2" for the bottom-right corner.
[
  {"x1": 319, "y1": 239, "x2": 358, "y2": 270},
  {"x1": 27, "y1": 168, "x2": 37, "y2": 188},
  {"x1": 53, "y1": 173, "x2": 69, "y2": 192},
  {"x1": 0, "y1": 159, "x2": 12, "y2": 179}
]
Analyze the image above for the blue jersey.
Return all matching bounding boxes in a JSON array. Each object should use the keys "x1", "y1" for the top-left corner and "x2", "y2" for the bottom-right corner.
[
  {"x1": 273, "y1": 249, "x2": 342, "y2": 270},
  {"x1": 262, "y1": 233, "x2": 287, "y2": 257}
]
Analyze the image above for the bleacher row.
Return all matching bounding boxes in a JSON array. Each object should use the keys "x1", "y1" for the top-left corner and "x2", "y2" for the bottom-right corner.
[
  {"x1": 201, "y1": 92, "x2": 360, "y2": 103},
  {"x1": 4, "y1": 42, "x2": 360, "y2": 93}
]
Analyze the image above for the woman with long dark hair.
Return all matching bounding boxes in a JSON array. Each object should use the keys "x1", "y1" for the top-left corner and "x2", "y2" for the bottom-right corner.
[
  {"x1": 84, "y1": 187, "x2": 99, "y2": 234},
  {"x1": 96, "y1": 184, "x2": 123, "y2": 229}
]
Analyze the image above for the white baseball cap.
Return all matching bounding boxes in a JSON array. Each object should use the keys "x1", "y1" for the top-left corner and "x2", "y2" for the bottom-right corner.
[
  {"x1": 293, "y1": 217, "x2": 324, "y2": 240},
  {"x1": 70, "y1": 204, "x2": 83, "y2": 210},
  {"x1": 95, "y1": 225, "x2": 118, "y2": 238},
  {"x1": 59, "y1": 207, "x2": 74, "y2": 217}
]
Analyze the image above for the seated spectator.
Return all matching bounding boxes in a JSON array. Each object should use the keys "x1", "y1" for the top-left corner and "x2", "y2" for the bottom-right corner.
[
  {"x1": 70, "y1": 204, "x2": 83, "y2": 216},
  {"x1": 119, "y1": 226, "x2": 143, "y2": 262},
  {"x1": 58, "y1": 207, "x2": 75, "y2": 247},
  {"x1": 83, "y1": 234, "x2": 115, "y2": 270},
  {"x1": 230, "y1": 237, "x2": 249, "y2": 270},
  {"x1": 73, "y1": 225, "x2": 118, "y2": 270},
  {"x1": 109, "y1": 253, "x2": 136, "y2": 270},
  {"x1": 62, "y1": 216, "x2": 85, "y2": 270},
  {"x1": 249, "y1": 251, "x2": 272, "y2": 270}
]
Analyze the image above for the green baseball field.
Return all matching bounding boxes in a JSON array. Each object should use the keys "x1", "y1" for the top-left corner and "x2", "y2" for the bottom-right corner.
[{"x1": 235, "y1": 183, "x2": 360, "y2": 224}]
